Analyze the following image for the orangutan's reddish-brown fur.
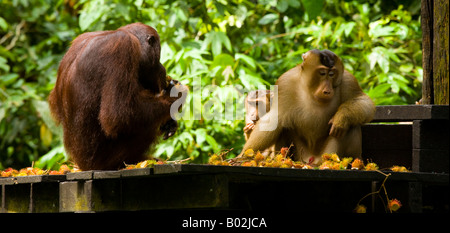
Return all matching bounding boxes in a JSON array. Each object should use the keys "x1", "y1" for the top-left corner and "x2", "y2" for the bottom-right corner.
[{"x1": 48, "y1": 23, "x2": 185, "y2": 170}]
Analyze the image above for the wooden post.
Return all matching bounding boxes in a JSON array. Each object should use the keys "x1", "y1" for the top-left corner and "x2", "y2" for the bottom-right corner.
[
  {"x1": 421, "y1": 0, "x2": 449, "y2": 105},
  {"x1": 433, "y1": 0, "x2": 449, "y2": 104}
]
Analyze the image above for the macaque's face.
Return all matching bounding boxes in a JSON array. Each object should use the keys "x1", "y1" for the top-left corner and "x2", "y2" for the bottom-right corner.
[
  {"x1": 245, "y1": 90, "x2": 272, "y2": 123},
  {"x1": 301, "y1": 50, "x2": 343, "y2": 104}
]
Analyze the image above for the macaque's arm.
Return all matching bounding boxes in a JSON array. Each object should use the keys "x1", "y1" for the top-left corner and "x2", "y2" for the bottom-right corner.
[
  {"x1": 329, "y1": 71, "x2": 375, "y2": 137},
  {"x1": 241, "y1": 110, "x2": 282, "y2": 154}
]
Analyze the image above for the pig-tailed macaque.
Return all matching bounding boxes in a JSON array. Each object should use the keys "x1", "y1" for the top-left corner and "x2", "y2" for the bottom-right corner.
[
  {"x1": 243, "y1": 90, "x2": 283, "y2": 157},
  {"x1": 240, "y1": 49, "x2": 376, "y2": 165},
  {"x1": 244, "y1": 90, "x2": 273, "y2": 140}
]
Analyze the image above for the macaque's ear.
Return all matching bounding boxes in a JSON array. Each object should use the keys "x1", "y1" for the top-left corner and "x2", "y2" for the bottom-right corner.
[{"x1": 302, "y1": 53, "x2": 307, "y2": 61}]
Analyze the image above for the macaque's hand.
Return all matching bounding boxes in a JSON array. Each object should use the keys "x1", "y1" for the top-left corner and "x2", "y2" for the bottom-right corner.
[
  {"x1": 328, "y1": 115, "x2": 349, "y2": 138},
  {"x1": 243, "y1": 122, "x2": 255, "y2": 133}
]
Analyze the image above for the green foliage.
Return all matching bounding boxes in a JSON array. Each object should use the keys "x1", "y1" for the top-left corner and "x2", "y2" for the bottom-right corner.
[
  {"x1": 1, "y1": 0, "x2": 422, "y2": 168},
  {"x1": 1, "y1": 0, "x2": 77, "y2": 169}
]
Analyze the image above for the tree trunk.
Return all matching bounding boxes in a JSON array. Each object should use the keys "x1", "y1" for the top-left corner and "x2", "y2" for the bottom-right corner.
[
  {"x1": 421, "y1": 0, "x2": 449, "y2": 105},
  {"x1": 433, "y1": 0, "x2": 449, "y2": 105},
  {"x1": 421, "y1": 0, "x2": 433, "y2": 104}
]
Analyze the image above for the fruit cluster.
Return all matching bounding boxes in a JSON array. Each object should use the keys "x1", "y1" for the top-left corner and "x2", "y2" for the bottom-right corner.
[
  {"x1": 209, "y1": 148, "x2": 303, "y2": 168},
  {"x1": 320, "y1": 153, "x2": 380, "y2": 171},
  {"x1": 123, "y1": 159, "x2": 165, "y2": 169},
  {"x1": 208, "y1": 148, "x2": 410, "y2": 172},
  {"x1": 1, "y1": 164, "x2": 76, "y2": 177}
]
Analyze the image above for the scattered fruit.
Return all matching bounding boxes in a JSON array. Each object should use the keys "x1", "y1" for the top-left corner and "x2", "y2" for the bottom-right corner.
[
  {"x1": 351, "y1": 158, "x2": 365, "y2": 170},
  {"x1": 244, "y1": 149, "x2": 255, "y2": 158},
  {"x1": 390, "y1": 166, "x2": 410, "y2": 172},
  {"x1": 388, "y1": 199, "x2": 402, "y2": 212},
  {"x1": 1, "y1": 149, "x2": 410, "y2": 179},
  {"x1": 0, "y1": 164, "x2": 77, "y2": 177},
  {"x1": 124, "y1": 159, "x2": 165, "y2": 169},
  {"x1": 206, "y1": 148, "x2": 391, "y2": 172},
  {"x1": 354, "y1": 204, "x2": 367, "y2": 213},
  {"x1": 365, "y1": 162, "x2": 379, "y2": 171}
]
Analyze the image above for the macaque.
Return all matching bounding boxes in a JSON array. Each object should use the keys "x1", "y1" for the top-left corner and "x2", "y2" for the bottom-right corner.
[
  {"x1": 240, "y1": 49, "x2": 376, "y2": 165},
  {"x1": 244, "y1": 90, "x2": 273, "y2": 140}
]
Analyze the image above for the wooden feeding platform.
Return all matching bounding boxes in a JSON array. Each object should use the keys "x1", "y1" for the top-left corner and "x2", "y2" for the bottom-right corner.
[
  {"x1": 362, "y1": 105, "x2": 449, "y2": 173},
  {"x1": 1, "y1": 105, "x2": 448, "y2": 213}
]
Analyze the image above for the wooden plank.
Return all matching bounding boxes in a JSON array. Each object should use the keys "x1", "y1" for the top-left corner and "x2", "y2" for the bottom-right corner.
[
  {"x1": 422, "y1": 183, "x2": 450, "y2": 212},
  {"x1": 153, "y1": 164, "x2": 183, "y2": 174},
  {"x1": 13, "y1": 175, "x2": 66, "y2": 184},
  {"x1": 413, "y1": 120, "x2": 449, "y2": 150},
  {"x1": 66, "y1": 171, "x2": 94, "y2": 180},
  {"x1": 362, "y1": 124, "x2": 412, "y2": 169},
  {"x1": 411, "y1": 120, "x2": 449, "y2": 173},
  {"x1": 372, "y1": 105, "x2": 449, "y2": 122},
  {"x1": 228, "y1": 179, "x2": 372, "y2": 212},
  {"x1": 121, "y1": 174, "x2": 229, "y2": 210},
  {"x1": 1, "y1": 185, "x2": 3, "y2": 212},
  {"x1": 152, "y1": 164, "x2": 449, "y2": 184},
  {"x1": 90, "y1": 179, "x2": 122, "y2": 212},
  {"x1": 362, "y1": 124, "x2": 412, "y2": 150},
  {"x1": 121, "y1": 168, "x2": 152, "y2": 177},
  {"x1": 59, "y1": 181, "x2": 79, "y2": 212},
  {"x1": 0, "y1": 177, "x2": 15, "y2": 185},
  {"x1": 59, "y1": 181, "x2": 93, "y2": 212},
  {"x1": 30, "y1": 182, "x2": 60, "y2": 213},
  {"x1": 93, "y1": 170, "x2": 121, "y2": 179},
  {"x1": 3, "y1": 183, "x2": 31, "y2": 213},
  {"x1": 413, "y1": 149, "x2": 449, "y2": 173}
]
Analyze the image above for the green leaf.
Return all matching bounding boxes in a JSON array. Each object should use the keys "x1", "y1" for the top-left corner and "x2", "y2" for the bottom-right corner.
[
  {"x1": 0, "y1": 17, "x2": 8, "y2": 31},
  {"x1": 238, "y1": 67, "x2": 270, "y2": 90},
  {"x1": 343, "y1": 22, "x2": 356, "y2": 36},
  {"x1": 32, "y1": 100, "x2": 63, "y2": 137},
  {"x1": 368, "y1": 47, "x2": 390, "y2": 73},
  {"x1": 211, "y1": 53, "x2": 235, "y2": 69},
  {"x1": 79, "y1": 3, "x2": 108, "y2": 31},
  {"x1": 165, "y1": 144, "x2": 175, "y2": 158},
  {"x1": 258, "y1": 13, "x2": 278, "y2": 25},
  {"x1": 194, "y1": 128, "x2": 207, "y2": 145},
  {"x1": 0, "y1": 73, "x2": 19, "y2": 86},
  {"x1": 367, "y1": 83, "x2": 391, "y2": 98},
  {"x1": 0, "y1": 108, "x2": 5, "y2": 123},
  {"x1": 205, "y1": 31, "x2": 232, "y2": 57},
  {"x1": 0, "y1": 57, "x2": 10, "y2": 72},
  {"x1": 177, "y1": 132, "x2": 194, "y2": 148},
  {"x1": 235, "y1": 53, "x2": 256, "y2": 69},
  {"x1": 154, "y1": 139, "x2": 176, "y2": 159},
  {"x1": 301, "y1": 0, "x2": 324, "y2": 19},
  {"x1": 160, "y1": 42, "x2": 175, "y2": 65},
  {"x1": 377, "y1": 55, "x2": 390, "y2": 73},
  {"x1": 217, "y1": 31, "x2": 232, "y2": 52},
  {"x1": 276, "y1": 1, "x2": 289, "y2": 13},
  {"x1": 399, "y1": 64, "x2": 413, "y2": 73},
  {"x1": 288, "y1": 0, "x2": 301, "y2": 8},
  {"x1": 35, "y1": 145, "x2": 66, "y2": 170},
  {"x1": 205, "y1": 135, "x2": 219, "y2": 153}
]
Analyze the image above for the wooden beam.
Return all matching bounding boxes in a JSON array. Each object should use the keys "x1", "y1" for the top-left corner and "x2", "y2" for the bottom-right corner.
[{"x1": 372, "y1": 105, "x2": 449, "y2": 122}]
